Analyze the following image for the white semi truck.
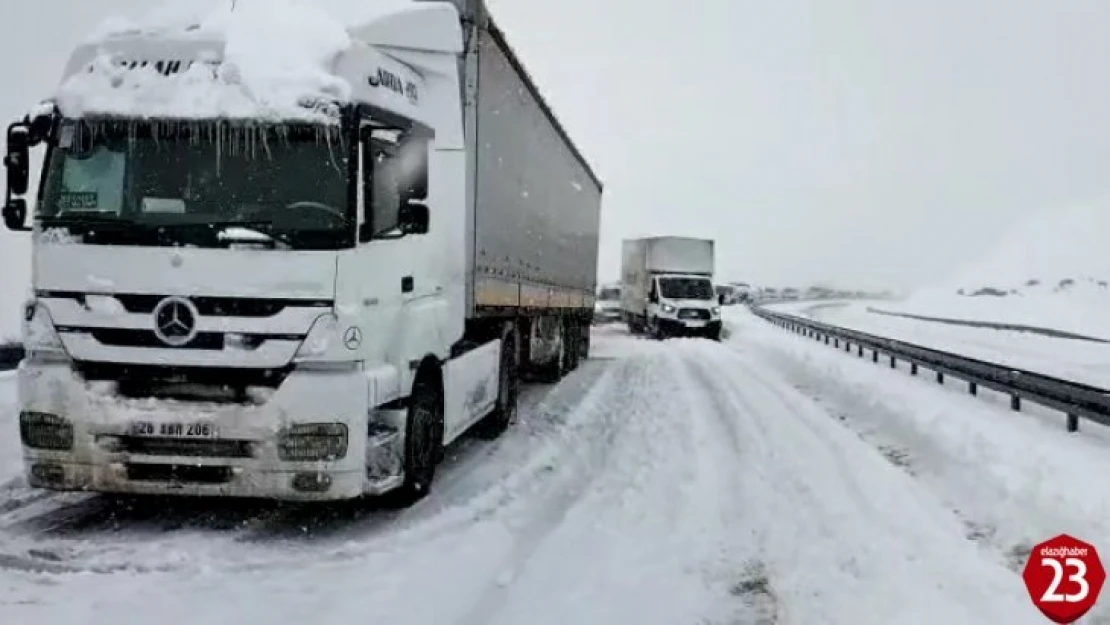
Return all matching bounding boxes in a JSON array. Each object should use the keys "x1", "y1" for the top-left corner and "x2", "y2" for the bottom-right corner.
[
  {"x1": 2, "y1": 0, "x2": 602, "y2": 504},
  {"x1": 620, "y1": 236, "x2": 720, "y2": 340}
]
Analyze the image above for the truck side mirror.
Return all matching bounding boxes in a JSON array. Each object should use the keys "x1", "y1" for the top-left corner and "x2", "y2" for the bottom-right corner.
[
  {"x1": 2, "y1": 198, "x2": 27, "y2": 231},
  {"x1": 399, "y1": 200, "x2": 429, "y2": 235},
  {"x1": 5, "y1": 123, "x2": 30, "y2": 196}
]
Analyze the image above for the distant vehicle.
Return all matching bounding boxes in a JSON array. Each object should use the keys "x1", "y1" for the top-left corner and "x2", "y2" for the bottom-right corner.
[
  {"x1": 782, "y1": 288, "x2": 800, "y2": 300},
  {"x1": 715, "y1": 284, "x2": 738, "y2": 305},
  {"x1": 621, "y1": 236, "x2": 721, "y2": 340},
  {"x1": 593, "y1": 284, "x2": 623, "y2": 324},
  {"x1": 730, "y1": 282, "x2": 754, "y2": 303}
]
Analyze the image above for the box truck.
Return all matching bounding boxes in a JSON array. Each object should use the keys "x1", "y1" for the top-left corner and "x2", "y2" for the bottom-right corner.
[
  {"x1": 620, "y1": 237, "x2": 720, "y2": 340},
  {"x1": 1, "y1": 0, "x2": 602, "y2": 504}
]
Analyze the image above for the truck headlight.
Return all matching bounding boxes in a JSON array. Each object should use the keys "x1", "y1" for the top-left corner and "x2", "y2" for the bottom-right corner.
[
  {"x1": 660, "y1": 303, "x2": 676, "y2": 314},
  {"x1": 712, "y1": 306, "x2": 721, "y2": 315},
  {"x1": 277, "y1": 423, "x2": 348, "y2": 461},
  {"x1": 23, "y1": 302, "x2": 67, "y2": 357},
  {"x1": 20, "y1": 411, "x2": 74, "y2": 451},
  {"x1": 294, "y1": 314, "x2": 338, "y2": 360}
]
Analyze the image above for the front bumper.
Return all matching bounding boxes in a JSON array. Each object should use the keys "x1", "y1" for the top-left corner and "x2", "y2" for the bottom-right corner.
[
  {"x1": 657, "y1": 318, "x2": 722, "y2": 338},
  {"x1": 593, "y1": 309, "x2": 622, "y2": 324},
  {"x1": 17, "y1": 361, "x2": 393, "y2": 501}
]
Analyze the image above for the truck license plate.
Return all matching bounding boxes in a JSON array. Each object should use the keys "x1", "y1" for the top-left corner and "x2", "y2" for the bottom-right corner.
[
  {"x1": 130, "y1": 421, "x2": 219, "y2": 439},
  {"x1": 684, "y1": 320, "x2": 707, "y2": 328}
]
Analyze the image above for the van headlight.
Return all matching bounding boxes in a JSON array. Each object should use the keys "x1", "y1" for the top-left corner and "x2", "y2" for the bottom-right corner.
[
  {"x1": 712, "y1": 306, "x2": 721, "y2": 315},
  {"x1": 23, "y1": 302, "x2": 68, "y2": 358},
  {"x1": 660, "y1": 303, "x2": 676, "y2": 314}
]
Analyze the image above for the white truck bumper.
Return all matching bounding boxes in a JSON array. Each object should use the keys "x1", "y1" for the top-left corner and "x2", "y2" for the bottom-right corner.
[{"x1": 17, "y1": 361, "x2": 392, "y2": 502}]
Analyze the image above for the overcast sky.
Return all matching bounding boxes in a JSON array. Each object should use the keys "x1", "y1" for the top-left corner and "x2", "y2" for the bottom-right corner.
[{"x1": 2, "y1": 0, "x2": 1109, "y2": 314}]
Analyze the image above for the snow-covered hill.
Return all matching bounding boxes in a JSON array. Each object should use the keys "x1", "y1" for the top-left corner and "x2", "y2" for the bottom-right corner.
[{"x1": 887, "y1": 200, "x2": 1110, "y2": 339}]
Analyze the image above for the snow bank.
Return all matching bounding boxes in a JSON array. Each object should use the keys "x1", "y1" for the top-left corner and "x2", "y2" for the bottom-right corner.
[
  {"x1": 890, "y1": 201, "x2": 1110, "y2": 339},
  {"x1": 57, "y1": 0, "x2": 356, "y2": 123}
]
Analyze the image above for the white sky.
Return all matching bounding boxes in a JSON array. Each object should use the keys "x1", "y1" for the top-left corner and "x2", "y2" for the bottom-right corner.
[{"x1": 2, "y1": 0, "x2": 1109, "y2": 328}]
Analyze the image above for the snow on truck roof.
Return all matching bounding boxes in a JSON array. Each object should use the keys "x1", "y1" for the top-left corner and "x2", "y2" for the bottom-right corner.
[{"x1": 52, "y1": 0, "x2": 459, "y2": 124}]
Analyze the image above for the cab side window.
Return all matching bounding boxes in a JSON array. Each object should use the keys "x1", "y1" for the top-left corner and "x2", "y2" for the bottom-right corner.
[{"x1": 360, "y1": 126, "x2": 429, "y2": 239}]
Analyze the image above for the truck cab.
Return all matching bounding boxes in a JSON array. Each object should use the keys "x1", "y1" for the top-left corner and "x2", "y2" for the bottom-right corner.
[
  {"x1": 646, "y1": 273, "x2": 721, "y2": 340},
  {"x1": 1, "y1": 0, "x2": 602, "y2": 505}
]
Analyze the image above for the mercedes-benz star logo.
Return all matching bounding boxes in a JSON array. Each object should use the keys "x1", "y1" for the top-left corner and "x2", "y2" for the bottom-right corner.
[
  {"x1": 343, "y1": 326, "x2": 363, "y2": 350},
  {"x1": 152, "y1": 296, "x2": 200, "y2": 347}
]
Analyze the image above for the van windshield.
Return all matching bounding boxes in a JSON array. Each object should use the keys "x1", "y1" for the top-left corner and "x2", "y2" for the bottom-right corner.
[
  {"x1": 659, "y1": 277, "x2": 714, "y2": 300},
  {"x1": 37, "y1": 118, "x2": 352, "y2": 250}
]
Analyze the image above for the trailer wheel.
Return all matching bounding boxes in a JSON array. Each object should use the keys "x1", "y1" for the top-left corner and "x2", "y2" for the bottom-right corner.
[
  {"x1": 392, "y1": 370, "x2": 443, "y2": 506},
  {"x1": 563, "y1": 317, "x2": 580, "y2": 372},
  {"x1": 579, "y1": 320, "x2": 591, "y2": 360},
  {"x1": 476, "y1": 323, "x2": 519, "y2": 440}
]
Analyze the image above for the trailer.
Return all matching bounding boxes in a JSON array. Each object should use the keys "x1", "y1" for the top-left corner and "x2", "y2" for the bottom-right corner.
[{"x1": 2, "y1": 0, "x2": 601, "y2": 504}]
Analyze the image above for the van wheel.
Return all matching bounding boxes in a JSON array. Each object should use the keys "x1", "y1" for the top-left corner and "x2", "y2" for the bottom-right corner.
[
  {"x1": 392, "y1": 372, "x2": 443, "y2": 506},
  {"x1": 477, "y1": 324, "x2": 518, "y2": 440}
]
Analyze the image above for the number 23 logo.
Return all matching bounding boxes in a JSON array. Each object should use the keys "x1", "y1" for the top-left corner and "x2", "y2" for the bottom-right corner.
[{"x1": 1042, "y1": 557, "x2": 1090, "y2": 603}]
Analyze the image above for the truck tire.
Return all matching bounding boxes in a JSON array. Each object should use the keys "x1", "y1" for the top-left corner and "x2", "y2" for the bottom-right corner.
[
  {"x1": 392, "y1": 371, "x2": 443, "y2": 506},
  {"x1": 563, "y1": 317, "x2": 580, "y2": 371},
  {"x1": 534, "y1": 321, "x2": 565, "y2": 383},
  {"x1": 476, "y1": 323, "x2": 519, "y2": 440},
  {"x1": 579, "y1": 320, "x2": 591, "y2": 360}
]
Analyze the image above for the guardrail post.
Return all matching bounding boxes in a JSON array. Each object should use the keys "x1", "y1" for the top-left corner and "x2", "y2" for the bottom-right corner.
[
  {"x1": 872, "y1": 350, "x2": 878, "y2": 363},
  {"x1": 911, "y1": 363, "x2": 918, "y2": 375},
  {"x1": 936, "y1": 371, "x2": 944, "y2": 384},
  {"x1": 1011, "y1": 395, "x2": 1021, "y2": 411},
  {"x1": 969, "y1": 382, "x2": 977, "y2": 395},
  {"x1": 1067, "y1": 414, "x2": 1079, "y2": 432},
  {"x1": 857, "y1": 345, "x2": 863, "y2": 356},
  {"x1": 834, "y1": 338, "x2": 839, "y2": 348},
  {"x1": 825, "y1": 336, "x2": 830, "y2": 345},
  {"x1": 889, "y1": 355, "x2": 896, "y2": 368}
]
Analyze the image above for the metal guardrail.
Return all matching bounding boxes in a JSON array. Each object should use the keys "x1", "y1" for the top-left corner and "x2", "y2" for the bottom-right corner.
[
  {"x1": 865, "y1": 307, "x2": 1110, "y2": 344},
  {"x1": 752, "y1": 306, "x2": 1110, "y2": 432}
]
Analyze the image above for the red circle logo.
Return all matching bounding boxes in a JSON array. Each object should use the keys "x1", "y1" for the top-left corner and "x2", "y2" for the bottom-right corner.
[{"x1": 1022, "y1": 534, "x2": 1106, "y2": 623}]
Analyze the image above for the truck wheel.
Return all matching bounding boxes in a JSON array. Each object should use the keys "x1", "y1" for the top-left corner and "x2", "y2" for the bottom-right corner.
[
  {"x1": 563, "y1": 318, "x2": 580, "y2": 371},
  {"x1": 579, "y1": 321, "x2": 591, "y2": 360},
  {"x1": 393, "y1": 372, "x2": 443, "y2": 506},
  {"x1": 476, "y1": 324, "x2": 518, "y2": 440},
  {"x1": 534, "y1": 322, "x2": 565, "y2": 383}
]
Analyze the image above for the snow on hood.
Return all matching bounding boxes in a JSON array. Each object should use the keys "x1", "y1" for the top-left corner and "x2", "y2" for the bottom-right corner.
[{"x1": 56, "y1": 0, "x2": 357, "y2": 123}]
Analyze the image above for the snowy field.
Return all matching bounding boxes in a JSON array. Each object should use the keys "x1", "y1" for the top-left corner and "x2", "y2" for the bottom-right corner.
[
  {"x1": 3, "y1": 314, "x2": 1109, "y2": 624},
  {"x1": 881, "y1": 202, "x2": 1110, "y2": 341},
  {"x1": 772, "y1": 300, "x2": 1110, "y2": 387}
]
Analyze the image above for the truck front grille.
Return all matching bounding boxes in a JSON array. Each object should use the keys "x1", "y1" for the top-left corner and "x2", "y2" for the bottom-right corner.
[
  {"x1": 38, "y1": 291, "x2": 331, "y2": 318},
  {"x1": 678, "y1": 308, "x2": 710, "y2": 320},
  {"x1": 89, "y1": 328, "x2": 225, "y2": 350},
  {"x1": 126, "y1": 464, "x2": 233, "y2": 484},
  {"x1": 120, "y1": 437, "x2": 254, "y2": 459}
]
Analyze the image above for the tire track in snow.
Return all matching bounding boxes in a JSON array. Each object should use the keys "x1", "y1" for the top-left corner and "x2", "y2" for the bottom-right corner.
[{"x1": 665, "y1": 339, "x2": 1040, "y2": 625}]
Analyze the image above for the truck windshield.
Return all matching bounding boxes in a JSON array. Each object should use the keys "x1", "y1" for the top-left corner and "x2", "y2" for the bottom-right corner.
[
  {"x1": 659, "y1": 277, "x2": 714, "y2": 300},
  {"x1": 37, "y1": 119, "x2": 351, "y2": 249}
]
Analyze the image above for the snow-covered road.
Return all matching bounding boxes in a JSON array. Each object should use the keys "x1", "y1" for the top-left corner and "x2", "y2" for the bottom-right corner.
[
  {"x1": 772, "y1": 300, "x2": 1110, "y2": 387},
  {"x1": 1, "y1": 316, "x2": 1104, "y2": 624}
]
